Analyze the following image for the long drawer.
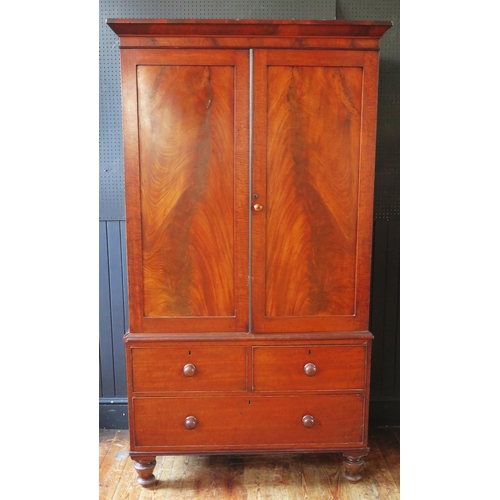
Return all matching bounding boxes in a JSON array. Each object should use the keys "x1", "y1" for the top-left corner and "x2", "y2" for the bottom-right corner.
[
  {"x1": 132, "y1": 394, "x2": 365, "y2": 449},
  {"x1": 130, "y1": 346, "x2": 247, "y2": 392},
  {"x1": 253, "y1": 345, "x2": 367, "y2": 391}
]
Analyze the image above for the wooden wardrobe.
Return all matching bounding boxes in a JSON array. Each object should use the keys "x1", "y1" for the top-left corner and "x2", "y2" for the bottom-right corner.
[{"x1": 107, "y1": 19, "x2": 392, "y2": 486}]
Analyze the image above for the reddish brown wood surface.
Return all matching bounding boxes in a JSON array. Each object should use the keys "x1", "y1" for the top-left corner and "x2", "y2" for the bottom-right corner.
[
  {"x1": 265, "y1": 63, "x2": 361, "y2": 317},
  {"x1": 138, "y1": 64, "x2": 235, "y2": 319},
  {"x1": 132, "y1": 394, "x2": 364, "y2": 450},
  {"x1": 252, "y1": 345, "x2": 367, "y2": 392},
  {"x1": 120, "y1": 49, "x2": 249, "y2": 333},
  {"x1": 252, "y1": 50, "x2": 377, "y2": 333},
  {"x1": 116, "y1": 37, "x2": 383, "y2": 50},
  {"x1": 131, "y1": 346, "x2": 247, "y2": 392},
  {"x1": 107, "y1": 19, "x2": 392, "y2": 39},
  {"x1": 125, "y1": 331, "x2": 373, "y2": 343},
  {"x1": 108, "y1": 19, "x2": 391, "y2": 486}
]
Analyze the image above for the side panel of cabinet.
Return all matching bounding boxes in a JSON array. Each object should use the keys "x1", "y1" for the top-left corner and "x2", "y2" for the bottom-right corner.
[
  {"x1": 252, "y1": 50, "x2": 380, "y2": 333},
  {"x1": 120, "y1": 49, "x2": 249, "y2": 333}
]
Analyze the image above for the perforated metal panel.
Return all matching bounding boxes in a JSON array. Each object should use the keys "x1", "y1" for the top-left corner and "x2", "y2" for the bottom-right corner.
[
  {"x1": 337, "y1": 0, "x2": 399, "y2": 220},
  {"x1": 99, "y1": 0, "x2": 337, "y2": 220}
]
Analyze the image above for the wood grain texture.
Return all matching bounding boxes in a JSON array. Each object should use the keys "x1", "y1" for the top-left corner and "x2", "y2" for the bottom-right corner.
[
  {"x1": 99, "y1": 427, "x2": 400, "y2": 499},
  {"x1": 253, "y1": 345, "x2": 367, "y2": 392},
  {"x1": 131, "y1": 346, "x2": 247, "y2": 392},
  {"x1": 369, "y1": 426, "x2": 400, "y2": 490},
  {"x1": 120, "y1": 49, "x2": 249, "y2": 333},
  {"x1": 116, "y1": 36, "x2": 383, "y2": 50},
  {"x1": 138, "y1": 64, "x2": 235, "y2": 318},
  {"x1": 131, "y1": 394, "x2": 364, "y2": 449},
  {"x1": 252, "y1": 50, "x2": 374, "y2": 333},
  {"x1": 265, "y1": 64, "x2": 362, "y2": 317},
  {"x1": 99, "y1": 430, "x2": 130, "y2": 500},
  {"x1": 107, "y1": 19, "x2": 393, "y2": 39}
]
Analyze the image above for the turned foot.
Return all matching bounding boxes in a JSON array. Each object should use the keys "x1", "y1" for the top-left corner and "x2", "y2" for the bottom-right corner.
[
  {"x1": 133, "y1": 457, "x2": 157, "y2": 487},
  {"x1": 343, "y1": 453, "x2": 366, "y2": 483}
]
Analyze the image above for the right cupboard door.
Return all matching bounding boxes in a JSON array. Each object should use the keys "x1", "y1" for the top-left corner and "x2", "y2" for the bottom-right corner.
[{"x1": 251, "y1": 49, "x2": 380, "y2": 333}]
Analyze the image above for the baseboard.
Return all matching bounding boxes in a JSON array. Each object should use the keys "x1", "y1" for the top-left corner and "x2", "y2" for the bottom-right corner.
[
  {"x1": 100, "y1": 398, "x2": 400, "y2": 430},
  {"x1": 99, "y1": 399, "x2": 129, "y2": 429},
  {"x1": 369, "y1": 400, "x2": 400, "y2": 426}
]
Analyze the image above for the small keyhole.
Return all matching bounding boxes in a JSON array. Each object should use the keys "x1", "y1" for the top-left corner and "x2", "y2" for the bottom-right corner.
[
  {"x1": 188, "y1": 351, "x2": 191, "y2": 356},
  {"x1": 248, "y1": 400, "x2": 252, "y2": 405},
  {"x1": 253, "y1": 194, "x2": 258, "y2": 199},
  {"x1": 308, "y1": 350, "x2": 312, "y2": 355}
]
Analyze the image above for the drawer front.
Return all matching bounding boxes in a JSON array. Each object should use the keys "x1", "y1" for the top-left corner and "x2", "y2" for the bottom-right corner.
[
  {"x1": 130, "y1": 346, "x2": 247, "y2": 392},
  {"x1": 132, "y1": 394, "x2": 364, "y2": 449},
  {"x1": 253, "y1": 345, "x2": 367, "y2": 391}
]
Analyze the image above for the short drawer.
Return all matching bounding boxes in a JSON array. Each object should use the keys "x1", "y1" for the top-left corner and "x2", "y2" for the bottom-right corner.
[
  {"x1": 132, "y1": 394, "x2": 365, "y2": 449},
  {"x1": 130, "y1": 346, "x2": 247, "y2": 393},
  {"x1": 253, "y1": 345, "x2": 367, "y2": 391}
]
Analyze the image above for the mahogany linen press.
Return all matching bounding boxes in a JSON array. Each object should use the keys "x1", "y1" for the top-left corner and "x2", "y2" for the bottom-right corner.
[{"x1": 106, "y1": 19, "x2": 392, "y2": 486}]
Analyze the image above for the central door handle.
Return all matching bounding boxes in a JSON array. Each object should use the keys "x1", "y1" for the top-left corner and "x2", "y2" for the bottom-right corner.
[{"x1": 253, "y1": 204, "x2": 263, "y2": 212}]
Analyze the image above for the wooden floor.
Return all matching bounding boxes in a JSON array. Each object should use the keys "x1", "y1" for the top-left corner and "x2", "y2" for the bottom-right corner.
[{"x1": 100, "y1": 427, "x2": 400, "y2": 499}]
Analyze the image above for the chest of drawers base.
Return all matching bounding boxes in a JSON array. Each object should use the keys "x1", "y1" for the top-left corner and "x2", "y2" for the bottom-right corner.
[{"x1": 125, "y1": 331, "x2": 373, "y2": 485}]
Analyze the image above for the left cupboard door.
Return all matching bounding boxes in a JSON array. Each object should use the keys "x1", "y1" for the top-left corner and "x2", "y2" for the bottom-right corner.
[{"x1": 120, "y1": 49, "x2": 249, "y2": 333}]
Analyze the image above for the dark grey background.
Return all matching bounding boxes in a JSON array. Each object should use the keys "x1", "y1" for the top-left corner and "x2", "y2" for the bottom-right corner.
[{"x1": 99, "y1": 0, "x2": 399, "y2": 428}]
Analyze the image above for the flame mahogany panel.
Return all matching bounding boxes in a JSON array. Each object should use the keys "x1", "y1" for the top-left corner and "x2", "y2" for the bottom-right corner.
[
  {"x1": 120, "y1": 49, "x2": 249, "y2": 332},
  {"x1": 252, "y1": 50, "x2": 379, "y2": 333},
  {"x1": 138, "y1": 65, "x2": 235, "y2": 318},
  {"x1": 265, "y1": 65, "x2": 362, "y2": 317}
]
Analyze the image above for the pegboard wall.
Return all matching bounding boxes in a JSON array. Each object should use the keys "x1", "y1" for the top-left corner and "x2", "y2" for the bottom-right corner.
[
  {"x1": 337, "y1": 0, "x2": 399, "y2": 220},
  {"x1": 99, "y1": 0, "x2": 338, "y2": 220}
]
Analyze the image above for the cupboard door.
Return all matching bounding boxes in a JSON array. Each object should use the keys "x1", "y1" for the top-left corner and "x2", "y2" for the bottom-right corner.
[
  {"x1": 252, "y1": 50, "x2": 380, "y2": 333},
  {"x1": 120, "y1": 49, "x2": 249, "y2": 333}
]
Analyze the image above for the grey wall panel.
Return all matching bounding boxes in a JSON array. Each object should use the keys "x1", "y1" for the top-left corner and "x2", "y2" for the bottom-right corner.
[
  {"x1": 99, "y1": 221, "x2": 115, "y2": 397},
  {"x1": 369, "y1": 219, "x2": 400, "y2": 401},
  {"x1": 381, "y1": 220, "x2": 400, "y2": 397},
  {"x1": 99, "y1": 220, "x2": 128, "y2": 399},
  {"x1": 120, "y1": 220, "x2": 129, "y2": 333},
  {"x1": 106, "y1": 222, "x2": 128, "y2": 397}
]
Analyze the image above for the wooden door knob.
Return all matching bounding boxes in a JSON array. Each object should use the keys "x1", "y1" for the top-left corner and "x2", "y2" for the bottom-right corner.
[
  {"x1": 253, "y1": 203, "x2": 263, "y2": 211},
  {"x1": 302, "y1": 415, "x2": 315, "y2": 428},
  {"x1": 185, "y1": 416, "x2": 197, "y2": 430},
  {"x1": 183, "y1": 363, "x2": 196, "y2": 377},
  {"x1": 303, "y1": 362, "x2": 317, "y2": 376}
]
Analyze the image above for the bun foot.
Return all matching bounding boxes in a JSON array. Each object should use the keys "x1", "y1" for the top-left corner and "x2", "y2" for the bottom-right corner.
[
  {"x1": 133, "y1": 458, "x2": 157, "y2": 487},
  {"x1": 343, "y1": 453, "x2": 365, "y2": 483}
]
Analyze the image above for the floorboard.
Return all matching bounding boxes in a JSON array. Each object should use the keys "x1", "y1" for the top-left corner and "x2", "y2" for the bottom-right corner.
[{"x1": 99, "y1": 427, "x2": 400, "y2": 499}]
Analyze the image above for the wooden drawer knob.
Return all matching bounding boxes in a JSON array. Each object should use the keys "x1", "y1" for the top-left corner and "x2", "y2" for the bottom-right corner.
[
  {"x1": 303, "y1": 362, "x2": 317, "y2": 377},
  {"x1": 183, "y1": 363, "x2": 196, "y2": 377},
  {"x1": 302, "y1": 415, "x2": 315, "y2": 428},
  {"x1": 185, "y1": 416, "x2": 197, "y2": 430}
]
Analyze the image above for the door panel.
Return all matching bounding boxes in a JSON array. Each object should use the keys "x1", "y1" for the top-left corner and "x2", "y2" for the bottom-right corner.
[
  {"x1": 120, "y1": 49, "x2": 249, "y2": 333},
  {"x1": 252, "y1": 50, "x2": 379, "y2": 333},
  {"x1": 138, "y1": 65, "x2": 235, "y2": 318}
]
